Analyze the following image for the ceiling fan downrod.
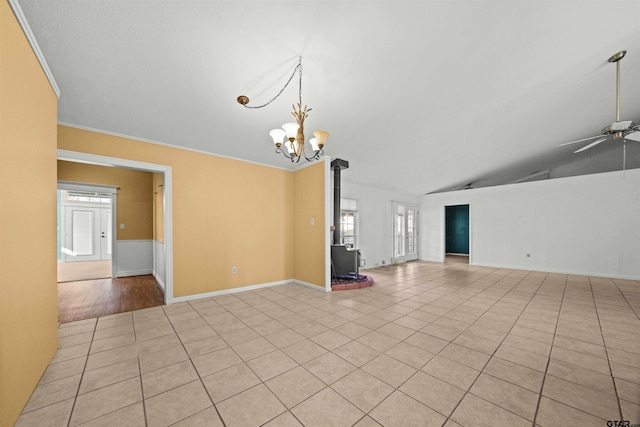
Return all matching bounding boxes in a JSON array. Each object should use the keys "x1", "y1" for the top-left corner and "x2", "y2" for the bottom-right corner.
[
  {"x1": 608, "y1": 50, "x2": 626, "y2": 129},
  {"x1": 555, "y1": 50, "x2": 640, "y2": 153}
]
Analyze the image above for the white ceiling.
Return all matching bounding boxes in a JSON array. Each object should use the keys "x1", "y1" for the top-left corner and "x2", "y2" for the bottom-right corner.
[{"x1": 18, "y1": 0, "x2": 640, "y2": 196}]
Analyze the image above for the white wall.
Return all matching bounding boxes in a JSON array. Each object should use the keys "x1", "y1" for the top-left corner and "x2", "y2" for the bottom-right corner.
[
  {"x1": 420, "y1": 169, "x2": 640, "y2": 279},
  {"x1": 341, "y1": 180, "x2": 419, "y2": 268},
  {"x1": 115, "y1": 239, "x2": 153, "y2": 277}
]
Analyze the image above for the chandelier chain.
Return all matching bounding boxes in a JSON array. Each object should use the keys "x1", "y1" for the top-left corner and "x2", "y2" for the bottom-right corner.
[
  {"x1": 298, "y1": 60, "x2": 303, "y2": 106},
  {"x1": 237, "y1": 56, "x2": 327, "y2": 163},
  {"x1": 241, "y1": 58, "x2": 303, "y2": 109}
]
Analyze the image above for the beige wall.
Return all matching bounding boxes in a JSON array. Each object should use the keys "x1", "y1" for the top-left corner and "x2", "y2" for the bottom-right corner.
[
  {"x1": 1, "y1": 3, "x2": 327, "y2": 421},
  {"x1": 293, "y1": 163, "x2": 326, "y2": 288},
  {"x1": 0, "y1": 2, "x2": 59, "y2": 425},
  {"x1": 58, "y1": 126, "x2": 298, "y2": 297},
  {"x1": 57, "y1": 160, "x2": 154, "y2": 240}
]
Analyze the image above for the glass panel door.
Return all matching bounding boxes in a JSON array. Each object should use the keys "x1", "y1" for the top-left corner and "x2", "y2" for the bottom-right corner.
[
  {"x1": 405, "y1": 207, "x2": 418, "y2": 261},
  {"x1": 393, "y1": 202, "x2": 419, "y2": 263},
  {"x1": 396, "y1": 206, "x2": 406, "y2": 262}
]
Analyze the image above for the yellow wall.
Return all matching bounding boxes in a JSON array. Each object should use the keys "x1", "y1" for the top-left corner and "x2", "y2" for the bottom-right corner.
[
  {"x1": 153, "y1": 173, "x2": 164, "y2": 242},
  {"x1": 0, "y1": 2, "x2": 59, "y2": 426},
  {"x1": 293, "y1": 162, "x2": 326, "y2": 288},
  {"x1": 58, "y1": 126, "x2": 296, "y2": 297},
  {"x1": 57, "y1": 160, "x2": 153, "y2": 240}
]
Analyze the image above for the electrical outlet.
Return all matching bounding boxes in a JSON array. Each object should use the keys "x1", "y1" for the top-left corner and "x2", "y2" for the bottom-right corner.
[
  {"x1": 120, "y1": 224, "x2": 125, "y2": 229},
  {"x1": 232, "y1": 266, "x2": 237, "y2": 274}
]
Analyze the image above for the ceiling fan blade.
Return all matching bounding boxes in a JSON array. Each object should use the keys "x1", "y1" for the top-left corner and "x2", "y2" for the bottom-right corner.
[
  {"x1": 624, "y1": 131, "x2": 640, "y2": 142},
  {"x1": 574, "y1": 137, "x2": 608, "y2": 153},
  {"x1": 556, "y1": 135, "x2": 603, "y2": 147}
]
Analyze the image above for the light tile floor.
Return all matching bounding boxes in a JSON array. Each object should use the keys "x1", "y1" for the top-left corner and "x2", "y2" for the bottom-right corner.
[{"x1": 16, "y1": 261, "x2": 640, "y2": 426}]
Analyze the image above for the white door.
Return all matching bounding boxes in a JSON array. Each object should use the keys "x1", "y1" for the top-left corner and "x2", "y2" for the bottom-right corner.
[
  {"x1": 100, "y1": 209, "x2": 112, "y2": 260},
  {"x1": 394, "y1": 203, "x2": 419, "y2": 263},
  {"x1": 63, "y1": 206, "x2": 112, "y2": 262}
]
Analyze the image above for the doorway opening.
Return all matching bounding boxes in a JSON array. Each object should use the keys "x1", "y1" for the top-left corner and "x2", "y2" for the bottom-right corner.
[
  {"x1": 57, "y1": 149, "x2": 174, "y2": 308},
  {"x1": 56, "y1": 171, "x2": 167, "y2": 322},
  {"x1": 445, "y1": 204, "x2": 470, "y2": 264},
  {"x1": 393, "y1": 202, "x2": 419, "y2": 264}
]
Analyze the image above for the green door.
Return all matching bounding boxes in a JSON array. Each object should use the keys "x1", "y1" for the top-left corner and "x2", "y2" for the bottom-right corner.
[{"x1": 445, "y1": 205, "x2": 469, "y2": 255}]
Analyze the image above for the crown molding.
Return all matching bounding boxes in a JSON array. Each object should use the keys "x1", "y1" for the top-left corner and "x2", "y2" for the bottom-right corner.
[
  {"x1": 8, "y1": 0, "x2": 60, "y2": 98},
  {"x1": 58, "y1": 122, "x2": 296, "y2": 172}
]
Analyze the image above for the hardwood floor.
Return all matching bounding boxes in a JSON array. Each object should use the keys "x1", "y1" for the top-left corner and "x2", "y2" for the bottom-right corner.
[{"x1": 57, "y1": 275, "x2": 164, "y2": 323}]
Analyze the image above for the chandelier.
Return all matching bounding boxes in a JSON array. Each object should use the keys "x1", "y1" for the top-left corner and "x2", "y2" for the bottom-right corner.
[{"x1": 237, "y1": 58, "x2": 329, "y2": 163}]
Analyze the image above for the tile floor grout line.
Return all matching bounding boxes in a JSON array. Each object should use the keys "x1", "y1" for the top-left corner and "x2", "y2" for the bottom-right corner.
[
  {"x1": 362, "y1": 271, "x2": 547, "y2": 425},
  {"x1": 243, "y1": 316, "x2": 355, "y2": 424},
  {"x1": 531, "y1": 274, "x2": 568, "y2": 426},
  {"x1": 186, "y1": 297, "x2": 301, "y2": 425},
  {"x1": 611, "y1": 278, "x2": 640, "y2": 322},
  {"x1": 334, "y1": 266, "x2": 505, "y2": 347},
  {"x1": 205, "y1": 291, "x2": 379, "y2": 424},
  {"x1": 65, "y1": 313, "x2": 142, "y2": 425},
  {"x1": 132, "y1": 314, "x2": 150, "y2": 427},
  {"x1": 18, "y1": 265, "x2": 637, "y2": 426},
  {"x1": 137, "y1": 370, "x2": 149, "y2": 427},
  {"x1": 18, "y1": 329, "x2": 94, "y2": 418},
  {"x1": 439, "y1": 271, "x2": 550, "y2": 425},
  {"x1": 66, "y1": 317, "x2": 98, "y2": 427},
  {"x1": 588, "y1": 276, "x2": 625, "y2": 423},
  {"x1": 181, "y1": 299, "x2": 229, "y2": 427}
]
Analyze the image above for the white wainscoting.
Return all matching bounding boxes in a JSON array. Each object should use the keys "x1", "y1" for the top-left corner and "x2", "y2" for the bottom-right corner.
[
  {"x1": 115, "y1": 240, "x2": 153, "y2": 277},
  {"x1": 153, "y1": 240, "x2": 166, "y2": 291}
]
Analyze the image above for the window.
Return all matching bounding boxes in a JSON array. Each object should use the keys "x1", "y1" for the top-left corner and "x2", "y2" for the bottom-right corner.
[
  {"x1": 65, "y1": 190, "x2": 111, "y2": 204},
  {"x1": 340, "y1": 198, "x2": 358, "y2": 248}
]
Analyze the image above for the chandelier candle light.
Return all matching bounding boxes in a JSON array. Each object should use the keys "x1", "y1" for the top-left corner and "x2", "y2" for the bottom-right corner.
[{"x1": 237, "y1": 58, "x2": 329, "y2": 163}]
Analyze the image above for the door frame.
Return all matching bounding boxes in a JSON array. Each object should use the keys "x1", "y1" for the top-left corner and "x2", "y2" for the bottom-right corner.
[
  {"x1": 58, "y1": 182, "x2": 117, "y2": 268},
  {"x1": 58, "y1": 149, "x2": 174, "y2": 304},
  {"x1": 443, "y1": 203, "x2": 473, "y2": 264}
]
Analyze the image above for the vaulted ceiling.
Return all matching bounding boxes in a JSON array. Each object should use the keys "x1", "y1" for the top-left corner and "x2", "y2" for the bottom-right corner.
[{"x1": 18, "y1": 0, "x2": 640, "y2": 195}]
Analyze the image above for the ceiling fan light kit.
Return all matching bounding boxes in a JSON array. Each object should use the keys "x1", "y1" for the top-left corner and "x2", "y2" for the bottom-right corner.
[
  {"x1": 556, "y1": 50, "x2": 640, "y2": 153},
  {"x1": 237, "y1": 58, "x2": 329, "y2": 163},
  {"x1": 610, "y1": 120, "x2": 634, "y2": 132}
]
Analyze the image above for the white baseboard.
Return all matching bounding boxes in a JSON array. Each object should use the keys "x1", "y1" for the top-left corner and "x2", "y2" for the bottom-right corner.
[
  {"x1": 471, "y1": 261, "x2": 640, "y2": 281},
  {"x1": 117, "y1": 269, "x2": 153, "y2": 277},
  {"x1": 153, "y1": 271, "x2": 166, "y2": 292},
  {"x1": 172, "y1": 280, "x2": 292, "y2": 303},
  {"x1": 293, "y1": 279, "x2": 329, "y2": 292}
]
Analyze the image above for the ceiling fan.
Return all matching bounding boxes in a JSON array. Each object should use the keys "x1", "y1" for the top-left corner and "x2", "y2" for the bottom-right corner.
[{"x1": 557, "y1": 50, "x2": 640, "y2": 153}]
